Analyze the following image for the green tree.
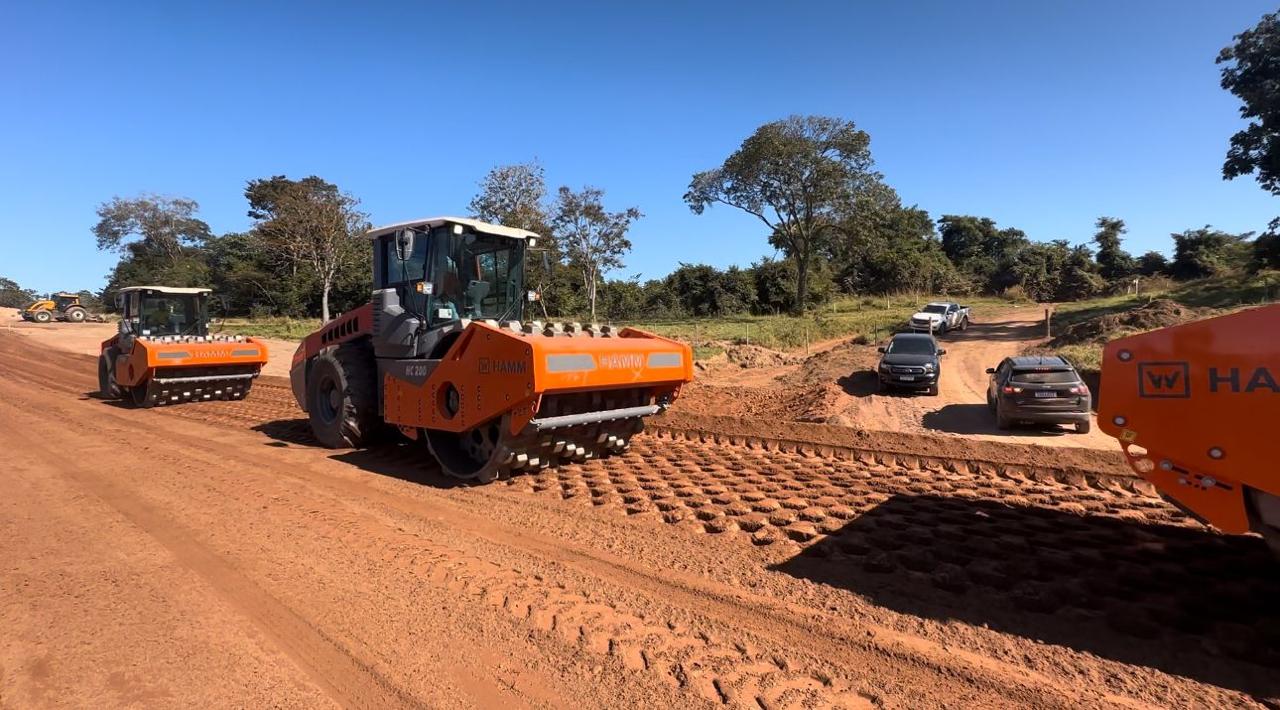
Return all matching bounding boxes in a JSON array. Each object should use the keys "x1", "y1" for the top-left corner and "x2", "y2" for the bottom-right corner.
[
  {"x1": 937, "y1": 215, "x2": 1029, "y2": 292},
  {"x1": 1056, "y1": 244, "x2": 1105, "y2": 301},
  {"x1": 663, "y1": 263, "x2": 756, "y2": 317},
  {"x1": 468, "y1": 162, "x2": 561, "y2": 318},
  {"x1": 1218, "y1": 11, "x2": 1280, "y2": 198},
  {"x1": 245, "y1": 176, "x2": 369, "y2": 322},
  {"x1": 1170, "y1": 227, "x2": 1254, "y2": 279},
  {"x1": 1253, "y1": 231, "x2": 1280, "y2": 270},
  {"x1": 1092, "y1": 217, "x2": 1136, "y2": 279},
  {"x1": 551, "y1": 186, "x2": 641, "y2": 323},
  {"x1": 94, "y1": 194, "x2": 213, "y2": 306},
  {"x1": 685, "y1": 115, "x2": 885, "y2": 313},
  {"x1": 1137, "y1": 250, "x2": 1170, "y2": 276},
  {"x1": 0, "y1": 277, "x2": 37, "y2": 308},
  {"x1": 94, "y1": 194, "x2": 212, "y2": 264}
]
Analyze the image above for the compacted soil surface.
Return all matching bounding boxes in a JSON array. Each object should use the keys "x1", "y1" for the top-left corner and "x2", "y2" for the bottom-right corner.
[{"x1": 2, "y1": 329, "x2": 1278, "y2": 708}]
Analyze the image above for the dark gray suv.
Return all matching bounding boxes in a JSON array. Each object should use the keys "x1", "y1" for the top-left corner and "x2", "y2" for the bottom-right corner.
[{"x1": 985, "y1": 355, "x2": 1092, "y2": 433}]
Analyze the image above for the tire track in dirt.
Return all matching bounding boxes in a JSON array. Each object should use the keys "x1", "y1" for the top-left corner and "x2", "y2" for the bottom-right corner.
[
  {"x1": 1, "y1": 382, "x2": 880, "y2": 709},
  {"x1": 0, "y1": 396, "x2": 429, "y2": 710},
  {"x1": 1, "y1": 336, "x2": 1122, "y2": 708},
  {"x1": 5, "y1": 332, "x2": 1277, "y2": 707}
]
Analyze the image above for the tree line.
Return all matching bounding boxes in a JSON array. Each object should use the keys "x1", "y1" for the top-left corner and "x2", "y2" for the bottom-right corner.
[{"x1": 5, "y1": 9, "x2": 1278, "y2": 321}]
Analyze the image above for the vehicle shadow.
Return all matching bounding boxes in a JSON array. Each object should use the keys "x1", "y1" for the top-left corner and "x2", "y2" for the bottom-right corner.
[
  {"x1": 838, "y1": 371, "x2": 938, "y2": 398},
  {"x1": 771, "y1": 493, "x2": 1280, "y2": 698},
  {"x1": 252, "y1": 418, "x2": 469, "y2": 489},
  {"x1": 942, "y1": 321, "x2": 1044, "y2": 343},
  {"x1": 922, "y1": 403, "x2": 1076, "y2": 437}
]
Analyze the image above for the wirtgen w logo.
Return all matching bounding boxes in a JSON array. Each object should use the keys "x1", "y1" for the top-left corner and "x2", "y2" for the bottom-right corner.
[{"x1": 1138, "y1": 361, "x2": 1190, "y2": 398}]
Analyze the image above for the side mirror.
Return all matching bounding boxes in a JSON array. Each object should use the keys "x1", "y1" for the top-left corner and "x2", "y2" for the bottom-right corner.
[
  {"x1": 937, "y1": 349, "x2": 947, "y2": 356},
  {"x1": 985, "y1": 367, "x2": 996, "y2": 374},
  {"x1": 877, "y1": 347, "x2": 886, "y2": 353},
  {"x1": 395, "y1": 229, "x2": 415, "y2": 260}
]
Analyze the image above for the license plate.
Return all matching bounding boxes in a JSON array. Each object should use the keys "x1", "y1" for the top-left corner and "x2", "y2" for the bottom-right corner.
[
  {"x1": 1034, "y1": 391, "x2": 1057, "y2": 398},
  {"x1": 899, "y1": 375, "x2": 915, "y2": 381}
]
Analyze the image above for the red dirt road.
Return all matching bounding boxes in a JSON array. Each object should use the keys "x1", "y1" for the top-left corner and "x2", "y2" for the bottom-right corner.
[{"x1": 2, "y1": 332, "x2": 1278, "y2": 708}]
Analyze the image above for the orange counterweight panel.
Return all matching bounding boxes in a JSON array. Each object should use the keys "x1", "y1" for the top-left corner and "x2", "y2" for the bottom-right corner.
[
  {"x1": 1097, "y1": 304, "x2": 1280, "y2": 534},
  {"x1": 384, "y1": 322, "x2": 693, "y2": 435}
]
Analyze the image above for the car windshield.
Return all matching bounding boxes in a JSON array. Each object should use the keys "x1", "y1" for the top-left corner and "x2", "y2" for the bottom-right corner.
[
  {"x1": 887, "y1": 337, "x2": 936, "y2": 355},
  {"x1": 1011, "y1": 369, "x2": 1078, "y2": 384},
  {"x1": 922, "y1": 304, "x2": 948, "y2": 314},
  {"x1": 138, "y1": 294, "x2": 206, "y2": 336},
  {"x1": 430, "y1": 228, "x2": 525, "y2": 323}
]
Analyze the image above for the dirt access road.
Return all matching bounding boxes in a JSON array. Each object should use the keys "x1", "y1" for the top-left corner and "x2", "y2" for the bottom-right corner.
[
  {"x1": 3, "y1": 332, "x2": 1280, "y2": 708},
  {"x1": 683, "y1": 306, "x2": 1116, "y2": 451},
  {"x1": 0, "y1": 307, "x2": 296, "y2": 378}
]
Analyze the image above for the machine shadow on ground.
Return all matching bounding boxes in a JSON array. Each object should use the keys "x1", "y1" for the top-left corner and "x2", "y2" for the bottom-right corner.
[
  {"x1": 921, "y1": 403, "x2": 1077, "y2": 438},
  {"x1": 253, "y1": 418, "x2": 470, "y2": 489},
  {"x1": 771, "y1": 493, "x2": 1280, "y2": 698}
]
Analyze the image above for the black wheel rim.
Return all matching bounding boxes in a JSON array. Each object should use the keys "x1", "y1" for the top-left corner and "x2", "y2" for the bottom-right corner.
[{"x1": 315, "y1": 374, "x2": 341, "y2": 424}]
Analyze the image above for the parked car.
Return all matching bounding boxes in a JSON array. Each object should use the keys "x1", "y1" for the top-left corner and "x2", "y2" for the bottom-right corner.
[
  {"x1": 909, "y1": 301, "x2": 970, "y2": 334},
  {"x1": 877, "y1": 333, "x2": 945, "y2": 396},
  {"x1": 986, "y1": 355, "x2": 1092, "y2": 433}
]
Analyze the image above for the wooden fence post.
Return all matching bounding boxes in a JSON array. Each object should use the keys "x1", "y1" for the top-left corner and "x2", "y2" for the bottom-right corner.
[{"x1": 1045, "y1": 308, "x2": 1052, "y2": 338}]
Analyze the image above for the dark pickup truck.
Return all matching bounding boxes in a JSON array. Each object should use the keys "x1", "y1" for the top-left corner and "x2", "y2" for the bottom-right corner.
[{"x1": 877, "y1": 333, "x2": 945, "y2": 396}]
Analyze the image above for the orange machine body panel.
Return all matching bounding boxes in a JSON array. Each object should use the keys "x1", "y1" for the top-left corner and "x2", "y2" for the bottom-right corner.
[
  {"x1": 1097, "y1": 304, "x2": 1280, "y2": 534},
  {"x1": 383, "y1": 323, "x2": 694, "y2": 434},
  {"x1": 104, "y1": 334, "x2": 269, "y2": 387}
]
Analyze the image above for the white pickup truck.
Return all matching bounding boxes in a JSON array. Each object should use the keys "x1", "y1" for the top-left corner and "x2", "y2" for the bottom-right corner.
[{"x1": 909, "y1": 301, "x2": 970, "y2": 334}]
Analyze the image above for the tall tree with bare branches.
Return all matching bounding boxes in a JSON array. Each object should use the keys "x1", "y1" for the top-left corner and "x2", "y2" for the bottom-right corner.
[
  {"x1": 245, "y1": 176, "x2": 369, "y2": 322},
  {"x1": 685, "y1": 115, "x2": 884, "y2": 313},
  {"x1": 551, "y1": 186, "x2": 641, "y2": 322}
]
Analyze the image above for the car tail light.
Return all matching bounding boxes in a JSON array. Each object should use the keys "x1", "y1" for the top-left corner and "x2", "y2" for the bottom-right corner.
[
  {"x1": 1067, "y1": 385, "x2": 1088, "y2": 395},
  {"x1": 1002, "y1": 385, "x2": 1022, "y2": 394}
]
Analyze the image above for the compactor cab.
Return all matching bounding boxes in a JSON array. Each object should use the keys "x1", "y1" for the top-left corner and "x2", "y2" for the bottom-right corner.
[
  {"x1": 290, "y1": 216, "x2": 694, "y2": 482},
  {"x1": 98, "y1": 286, "x2": 268, "y2": 407}
]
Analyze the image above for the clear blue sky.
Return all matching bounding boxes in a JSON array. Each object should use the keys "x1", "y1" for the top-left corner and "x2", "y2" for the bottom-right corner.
[{"x1": 2, "y1": 1, "x2": 1276, "y2": 294}]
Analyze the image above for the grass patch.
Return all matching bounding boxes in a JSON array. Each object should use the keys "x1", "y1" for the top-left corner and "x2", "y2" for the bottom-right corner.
[
  {"x1": 630, "y1": 294, "x2": 1018, "y2": 354},
  {"x1": 216, "y1": 317, "x2": 321, "y2": 340},
  {"x1": 1038, "y1": 271, "x2": 1280, "y2": 373}
]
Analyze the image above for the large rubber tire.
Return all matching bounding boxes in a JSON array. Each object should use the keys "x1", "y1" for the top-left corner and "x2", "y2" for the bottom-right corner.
[
  {"x1": 33, "y1": 310, "x2": 51, "y2": 323},
  {"x1": 927, "y1": 382, "x2": 939, "y2": 397},
  {"x1": 1075, "y1": 419, "x2": 1092, "y2": 434},
  {"x1": 130, "y1": 381, "x2": 157, "y2": 408},
  {"x1": 996, "y1": 403, "x2": 1012, "y2": 430},
  {"x1": 986, "y1": 391, "x2": 996, "y2": 412},
  {"x1": 98, "y1": 352, "x2": 121, "y2": 399},
  {"x1": 307, "y1": 341, "x2": 380, "y2": 449},
  {"x1": 64, "y1": 307, "x2": 87, "y2": 323}
]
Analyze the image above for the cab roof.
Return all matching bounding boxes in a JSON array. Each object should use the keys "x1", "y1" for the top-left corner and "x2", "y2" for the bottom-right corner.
[
  {"x1": 365, "y1": 216, "x2": 539, "y2": 242},
  {"x1": 891, "y1": 332, "x2": 937, "y2": 343},
  {"x1": 117, "y1": 286, "x2": 212, "y2": 295}
]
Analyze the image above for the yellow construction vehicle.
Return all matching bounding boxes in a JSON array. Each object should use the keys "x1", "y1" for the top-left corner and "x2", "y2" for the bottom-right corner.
[
  {"x1": 1098, "y1": 304, "x2": 1280, "y2": 553},
  {"x1": 290, "y1": 217, "x2": 694, "y2": 482},
  {"x1": 21, "y1": 292, "x2": 100, "y2": 323}
]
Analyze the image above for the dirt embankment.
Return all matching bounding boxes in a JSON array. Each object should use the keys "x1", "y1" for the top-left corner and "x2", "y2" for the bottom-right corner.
[
  {"x1": 674, "y1": 307, "x2": 1122, "y2": 453},
  {"x1": 1048, "y1": 299, "x2": 1207, "y2": 348}
]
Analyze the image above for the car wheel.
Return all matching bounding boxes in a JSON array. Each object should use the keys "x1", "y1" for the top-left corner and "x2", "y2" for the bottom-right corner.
[
  {"x1": 927, "y1": 382, "x2": 939, "y2": 396},
  {"x1": 996, "y1": 403, "x2": 1012, "y2": 430},
  {"x1": 33, "y1": 310, "x2": 51, "y2": 323},
  {"x1": 1076, "y1": 419, "x2": 1092, "y2": 434}
]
